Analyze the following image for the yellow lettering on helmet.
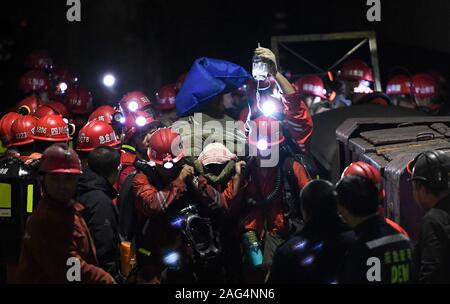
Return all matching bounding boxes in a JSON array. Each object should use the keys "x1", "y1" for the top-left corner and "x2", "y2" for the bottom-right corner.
[{"x1": 26, "y1": 184, "x2": 34, "y2": 214}]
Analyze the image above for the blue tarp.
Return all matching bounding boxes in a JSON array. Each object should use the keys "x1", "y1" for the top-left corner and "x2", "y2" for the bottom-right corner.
[{"x1": 176, "y1": 57, "x2": 251, "y2": 117}]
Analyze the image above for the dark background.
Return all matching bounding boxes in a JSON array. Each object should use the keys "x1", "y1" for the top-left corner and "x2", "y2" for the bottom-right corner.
[{"x1": 1, "y1": 0, "x2": 449, "y2": 108}]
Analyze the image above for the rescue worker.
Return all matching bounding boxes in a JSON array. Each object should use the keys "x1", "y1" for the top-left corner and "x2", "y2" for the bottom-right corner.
[
  {"x1": 18, "y1": 70, "x2": 51, "y2": 102},
  {"x1": 386, "y1": 74, "x2": 415, "y2": 109},
  {"x1": 412, "y1": 73, "x2": 442, "y2": 115},
  {"x1": 335, "y1": 175, "x2": 414, "y2": 284},
  {"x1": 16, "y1": 95, "x2": 42, "y2": 115},
  {"x1": 132, "y1": 128, "x2": 225, "y2": 283},
  {"x1": 342, "y1": 161, "x2": 409, "y2": 237},
  {"x1": 16, "y1": 143, "x2": 115, "y2": 284},
  {"x1": 237, "y1": 116, "x2": 311, "y2": 282},
  {"x1": 32, "y1": 114, "x2": 71, "y2": 155},
  {"x1": 337, "y1": 59, "x2": 374, "y2": 106},
  {"x1": 294, "y1": 75, "x2": 330, "y2": 115},
  {"x1": 195, "y1": 143, "x2": 246, "y2": 282},
  {"x1": 408, "y1": 150, "x2": 450, "y2": 283},
  {"x1": 0, "y1": 112, "x2": 22, "y2": 157},
  {"x1": 64, "y1": 86, "x2": 94, "y2": 129},
  {"x1": 9, "y1": 115, "x2": 39, "y2": 163},
  {"x1": 268, "y1": 180, "x2": 355, "y2": 284},
  {"x1": 88, "y1": 105, "x2": 122, "y2": 135},
  {"x1": 117, "y1": 110, "x2": 160, "y2": 190},
  {"x1": 77, "y1": 146, "x2": 121, "y2": 278},
  {"x1": 251, "y1": 47, "x2": 314, "y2": 153},
  {"x1": 154, "y1": 84, "x2": 178, "y2": 127},
  {"x1": 76, "y1": 119, "x2": 121, "y2": 168}
]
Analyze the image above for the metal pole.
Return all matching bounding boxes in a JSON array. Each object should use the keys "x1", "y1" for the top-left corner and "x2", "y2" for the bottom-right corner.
[
  {"x1": 279, "y1": 42, "x2": 325, "y2": 73},
  {"x1": 327, "y1": 38, "x2": 369, "y2": 71},
  {"x1": 369, "y1": 32, "x2": 382, "y2": 92}
]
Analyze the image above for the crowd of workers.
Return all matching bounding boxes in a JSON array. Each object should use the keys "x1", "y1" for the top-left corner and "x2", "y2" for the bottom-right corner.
[{"x1": 0, "y1": 46, "x2": 449, "y2": 284}]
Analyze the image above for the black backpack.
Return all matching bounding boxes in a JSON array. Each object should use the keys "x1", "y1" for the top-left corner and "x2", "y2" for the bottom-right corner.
[{"x1": 0, "y1": 156, "x2": 40, "y2": 263}]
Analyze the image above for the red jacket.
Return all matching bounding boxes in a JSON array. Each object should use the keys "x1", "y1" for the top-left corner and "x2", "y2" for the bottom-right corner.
[
  {"x1": 239, "y1": 159, "x2": 311, "y2": 236},
  {"x1": 16, "y1": 197, "x2": 114, "y2": 284}
]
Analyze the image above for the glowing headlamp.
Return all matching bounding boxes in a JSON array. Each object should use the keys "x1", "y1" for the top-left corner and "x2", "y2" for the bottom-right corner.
[
  {"x1": 128, "y1": 101, "x2": 139, "y2": 112},
  {"x1": 164, "y1": 160, "x2": 174, "y2": 169},
  {"x1": 103, "y1": 74, "x2": 116, "y2": 87},
  {"x1": 163, "y1": 251, "x2": 180, "y2": 267},
  {"x1": 135, "y1": 116, "x2": 147, "y2": 127},
  {"x1": 257, "y1": 139, "x2": 269, "y2": 151},
  {"x1": 58, "y1": 82, "x2": 68, "y2": 93},
  {"x1": 261, "y1": 101, "x2": 276, "y2": 116}
]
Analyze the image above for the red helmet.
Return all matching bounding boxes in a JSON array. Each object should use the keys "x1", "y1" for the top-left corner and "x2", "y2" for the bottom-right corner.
[
  {"x1": 77, "y1": 120, "x2": 120, "y2": 152},
  {"x1": 64, "y1": 87, "x2": 94, "y2": 114},
  {"x1": 120, "y1": 91, "x2": 152, "y2": 114},
  {"x1": 34, "y1": 105, "x2": 57, "y2": 119},
  {"x1": 123, "y1": 111, "x2": 159, "y2": 142},
  {"x1": 88, "y1": 105, "x2": 118, "y2": 125},
  {"x1": 295, "y1": 75, "x2": 327, "y2": 99},
  {"x1": 147, "y1": 128, "x2": 185, "y2": 166},
  {"x1": 19, "y1": 70, "x2": 50, "y2": 93},
  {"x1": 248, "y1": 116, "x2": 285, "y2": 149},
  {"x1": 17, "y1": 95, "x2": 42, "y2": 115},
  {"x1": 386, "y1": 75, "x2": 413, "y2": 96},
  {"x1": 0, "y1": 112, "x2": 22, "y2": 147},
  {"x1": 176, "y1": 73, "x2": 188, "y2": 91},
  {"x1": 32, "y1": 114, "x2": 70, "y2": 142},
  {"x1": 25, "y1": 50, "x2": 53, "y2": 70},
  {"x1": 412, "y1": 74, "x2": 438, "y2": 99},
  {"x1": 10, "y1": 115, "x2": 38, "y2": 147},
  {"x1": 342, "y1": 161, "x2": 385, "y2": 201},
  {"x1": 155, "y1": 84, "x2": 177, "y2": 111},
  {"x1": 341, "y1": 59, "x2": 373, "y2": 82},
  {"x1": 49, "y1": 67, "x2": 75, "y2": 87},
  {"x1": 39, "y1": 144, "x2": 82, "y2": 174},
  {"x1": 46, "y1": 101, "x2": 70, "y2": 118}
]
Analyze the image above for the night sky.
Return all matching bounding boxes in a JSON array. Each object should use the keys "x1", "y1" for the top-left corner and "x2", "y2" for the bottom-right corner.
[{"x1": 1, "y1": 0, "x2": 449, "y2": 109}]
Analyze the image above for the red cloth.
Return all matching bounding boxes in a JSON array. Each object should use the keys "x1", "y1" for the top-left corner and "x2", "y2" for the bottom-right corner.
[{"x1": 16, "y1": 197, "x2": 114, "y2": 284}]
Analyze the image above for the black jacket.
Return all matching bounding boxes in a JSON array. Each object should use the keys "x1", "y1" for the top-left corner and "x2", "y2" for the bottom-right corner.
[
  {"x1": 77, "y1": 168, "x2": 120, "y2": 276},
  {"x1": 416, "y1": 195, "x2": 450, "y2": 283},
  {"x1": 339, "y1": 215, "x2": 414, "y2": 284},
  {"x1": 268, "y1": 219, "x2": 355, "y2": 284}
]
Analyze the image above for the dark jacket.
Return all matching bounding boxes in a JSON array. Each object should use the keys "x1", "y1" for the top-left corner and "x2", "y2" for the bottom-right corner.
[
  {"x1": 339, "y1": 215, "x2": 414, "y2": 284},
  {"x1": 268, "y1": 219, "x2": 355, "y2": 284},
  {"x1": 77, "y1": 168, "x2": 120, "y2": 276},
  {"x1": 16, "y1": 197, "x2": 114, "y2": 284},
  {"x1": 416, "y1": 195, "x2": 450, "y2": 283}
]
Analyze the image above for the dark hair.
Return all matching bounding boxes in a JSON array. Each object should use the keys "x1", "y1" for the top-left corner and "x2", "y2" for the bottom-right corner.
[
  {"x1": 335, "y1": 175, "x2": 379, "y2": 217},
  {"x1": 300, "y1": 180, "x2": 340, "y2": 223},
  {"x1": 88, "y1": 146, "x2": 120, "y2": 178}
]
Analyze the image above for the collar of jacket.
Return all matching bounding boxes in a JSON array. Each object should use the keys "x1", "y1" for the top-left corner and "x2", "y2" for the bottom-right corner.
[
  {"x1": 434, "y1": 194, "x2": 450, "y2": 213},
  {"x1": 353, "y1": 214, "x2": 383, "y2": 239},
  {"x1": 77, "y1": 167, "x2": 117, "y2": 199}
]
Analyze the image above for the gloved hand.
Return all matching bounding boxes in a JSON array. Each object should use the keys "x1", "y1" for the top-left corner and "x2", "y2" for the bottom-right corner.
[{"x1": 255, "y1": 47, "x2": 278, "y2": 76}]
